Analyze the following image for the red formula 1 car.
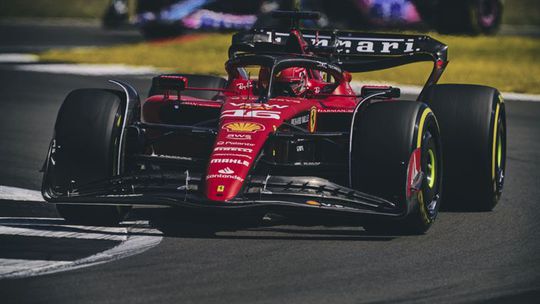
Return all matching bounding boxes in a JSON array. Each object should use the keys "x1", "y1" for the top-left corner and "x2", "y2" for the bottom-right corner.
[{"x1": 42, "y1": 11, "x2": 506, "y2": 234}]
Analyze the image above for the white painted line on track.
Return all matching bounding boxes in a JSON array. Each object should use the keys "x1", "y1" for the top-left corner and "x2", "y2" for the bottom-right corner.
[
  {"x1": 0, "y1": 186, "x2": 163, "y2": 279},
  {"x1": 0, "y1": 218, "x2": 163, "y2": 279},
  {"x1": 0, "y1": 185, "x2": 44, "y2": 202},
  {"x1": 15, "y1": 63, "x2": 158, "y2": 76},
  {"x1": 0, "y1": 53, "x2": 39, "y2": 63},
  {"x1": 0, "y1": 259, "x2": 71, "y2": 274},
  {"x1": 0, "y1": 224, "x2": 127, "y2": 241}
]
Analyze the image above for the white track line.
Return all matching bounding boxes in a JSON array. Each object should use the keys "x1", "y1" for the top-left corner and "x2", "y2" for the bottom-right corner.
[
  {"x1": 0, "y1": 53, "x2": 39, "y2": 63},
  {"x1": 0, "y1": 259, "x2": 71, "y2": 275},
  {"x1": 0, "y1": 185, "x2": 163, "y2": 279},
  {"x1": 0, "y1": 218, "x2": 163, "y2": 279},
  {"x1": 0, "y1": 225, "x2": 127, "y2": 241},
  {"x1": 0, "y1": 185, "x2": 44, "y2": 202},
  {"x1": 15, "y1": 63, "x2": 158, "y2": 76}
]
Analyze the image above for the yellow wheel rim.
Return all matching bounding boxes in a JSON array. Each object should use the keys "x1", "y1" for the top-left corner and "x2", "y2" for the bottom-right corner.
[
  {"x1": 497, "y1": 133, "x2": 502, "y2": 168},
  {"x1": 427, "y1": 148, "x2": 436, "y2": 189}
]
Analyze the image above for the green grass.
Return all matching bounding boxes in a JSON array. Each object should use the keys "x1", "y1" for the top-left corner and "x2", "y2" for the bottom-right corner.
[
  {"x1": 41, "y1": 34, "x2": 232, "y2": 75},
  {"x1": 40, "y1": 33, "x2": 540, "y2": 94}
]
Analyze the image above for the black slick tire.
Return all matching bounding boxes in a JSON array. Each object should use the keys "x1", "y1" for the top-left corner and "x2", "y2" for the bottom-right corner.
[
  {"x1": 432, "y1": 0, "x2": 503, "y2": 35},
  {"x1": 45, "y1": 89, "x2": 130, "y2": 226},
  {"x1": 421, "y1": 84, "x2": 506, "y2": 211},
  {"x1": 352, "y1": 101, "x2": 443, "y2": 234}
]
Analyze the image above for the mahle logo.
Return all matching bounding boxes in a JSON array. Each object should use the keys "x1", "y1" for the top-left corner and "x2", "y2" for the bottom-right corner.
[{"x1": 223, "y1": 122, "x2": 265, "y2": 133}]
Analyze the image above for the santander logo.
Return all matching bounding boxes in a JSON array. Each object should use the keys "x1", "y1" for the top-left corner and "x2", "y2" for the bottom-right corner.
[{"x1": 218, "y1": 167, "x2": 235, "y2": 175}]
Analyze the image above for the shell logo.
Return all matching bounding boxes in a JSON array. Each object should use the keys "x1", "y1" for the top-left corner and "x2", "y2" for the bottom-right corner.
[{"x1": 223, "y1": 122, "x2": 265, "y2": 133}]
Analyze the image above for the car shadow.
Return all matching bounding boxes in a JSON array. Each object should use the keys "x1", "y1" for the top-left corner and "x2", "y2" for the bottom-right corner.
[{"x1": 151, "y1": 220, "x2": 398, "y2": 241}]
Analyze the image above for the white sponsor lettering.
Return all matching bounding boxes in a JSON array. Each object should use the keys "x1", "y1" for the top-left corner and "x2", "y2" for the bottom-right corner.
[
  {"x1": 291, "y1": 115, "x2": 309, "y2": 126},
  {"x1": 206, "y1": 174, "x2": 244, "y2": 182},
  {"x1": 266, "y1": 32, "x2": 417, "y2": 55},
  {"x1": 404, "y1": 41, "x2": 414, "y2": 53},
  {"x1": 218, "y1": 167, "x2": 234, "y2": 175},
  {"x1": 226, "y1": 134, "x2": 252, "y2": 140},
  {"x1": 221, "y1": 109, "x2": 281, "y2": 120},
  {"x1": 216, "y1": 141, "x2": 255, "y2": 147},
  {"x1": 381, "y1": 41, "x2": 400, "y2": 54},
  {"x1": 214, "y1": 147, "x2": 253, "y2": 153},
  {"x1": 308, "y1": 38, "x2": 329, "y2": 46},
  {"x1": 235, "y1": 82, "x2": 253, "y2": 90},
  {"x1": 230, "y1": 103, "x2": 288, "y2": 109},
  {"x1": 213, "y1": 153, "x2": 252, "y2": 159},
  {"x1": 211, "y1": 159, "x2": 250, "y2": 167},
  {"x1": 356, "y1": 41, "x2": 375, "y2": 53}
]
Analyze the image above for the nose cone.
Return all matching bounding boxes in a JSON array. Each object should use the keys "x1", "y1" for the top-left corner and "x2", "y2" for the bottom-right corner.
[
  {"x1": 205, "y1": 121, "x2": 270, "y2": 202},
  {"x1": 205, "y1": 99, "x2": 311, "y2": 202}
]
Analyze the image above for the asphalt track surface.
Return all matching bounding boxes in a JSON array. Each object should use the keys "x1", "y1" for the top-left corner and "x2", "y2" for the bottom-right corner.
[
  {"x1": 0, "y1": 19, "x2": 143, "y2": 53},
  {"x1": 0, "y1": 22, "x2": 540, "y2": 304}
]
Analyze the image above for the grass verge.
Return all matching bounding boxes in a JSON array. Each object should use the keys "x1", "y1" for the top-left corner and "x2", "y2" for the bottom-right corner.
[{"x1": 40, "y1": 33, "x2": 540, "y2": 94}]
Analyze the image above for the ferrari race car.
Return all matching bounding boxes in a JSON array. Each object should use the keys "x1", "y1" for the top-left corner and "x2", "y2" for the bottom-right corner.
[{"x1": 43, "y1": 11, "x2": 506, "y2": 234}]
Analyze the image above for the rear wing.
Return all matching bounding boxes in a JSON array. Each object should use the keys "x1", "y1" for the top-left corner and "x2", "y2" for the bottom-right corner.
[{"x1": 231, "y1": 28, "x2": 449, "y2": 90}]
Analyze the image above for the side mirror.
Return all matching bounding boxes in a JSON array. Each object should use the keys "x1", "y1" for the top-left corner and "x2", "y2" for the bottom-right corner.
[
  {"x1": 157, "y1": 75, "x2": 188, "y2": 100},
  {"x1": 361, "y1": 85, "x2": 400, "y2": 99},
  {"x1": 157, "y1": 75, "x2": 188, "y2": 92}
]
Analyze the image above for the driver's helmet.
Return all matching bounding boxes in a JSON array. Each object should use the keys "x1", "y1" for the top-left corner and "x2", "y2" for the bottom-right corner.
[{"x1": 275, "y1": 67, "x2": 308, "y2": 96}]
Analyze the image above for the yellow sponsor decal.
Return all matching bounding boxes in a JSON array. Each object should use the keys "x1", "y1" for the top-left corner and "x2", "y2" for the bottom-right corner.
[
  {"x1": 223, "y1": 122, "x2": 265, "y2": 133},
  {"x1": 309, "y1": 106, "x2": 317, "y2": 133},
  {"x1": 217, "y1": 185, "x2": 225, "y2": 192}
]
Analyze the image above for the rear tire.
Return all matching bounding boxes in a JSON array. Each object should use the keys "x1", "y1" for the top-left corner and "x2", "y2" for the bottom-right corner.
[
  {"x1": 352, "y1": 101, "x2": 442, "y2": 234},
  {"x1": 421, "y1": 84, "x2": 506, "y2": 211},
  {"x1": 44, "y1": 89, "x2": 130, "y2": 225},
  {"x1": 432, "y1": 0, "x2": 503, "y2": 35}
]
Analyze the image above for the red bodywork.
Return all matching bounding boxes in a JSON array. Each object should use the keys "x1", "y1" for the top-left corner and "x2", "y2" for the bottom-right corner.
[{"x1": 142, "y1": 64, "x2": 359, "y2": 203}]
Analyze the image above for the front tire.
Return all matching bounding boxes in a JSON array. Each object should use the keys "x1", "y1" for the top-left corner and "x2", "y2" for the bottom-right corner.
[
  {"x1": 352, "y1": 101, "x2": 442, "y2": 234},
  {"x1": 43, "y1": 89, "x2": 130, "y2": 225}
]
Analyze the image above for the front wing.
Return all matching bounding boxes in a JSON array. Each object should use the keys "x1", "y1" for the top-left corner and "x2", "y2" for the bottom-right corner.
[{"x1": 42, "y1": 172, "x2": 405, "y2": 219}]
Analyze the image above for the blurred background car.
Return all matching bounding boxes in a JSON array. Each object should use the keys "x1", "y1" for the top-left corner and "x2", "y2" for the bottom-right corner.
[{"x1": 102, "y1": 0, "x2": 504, "y2": 38}]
